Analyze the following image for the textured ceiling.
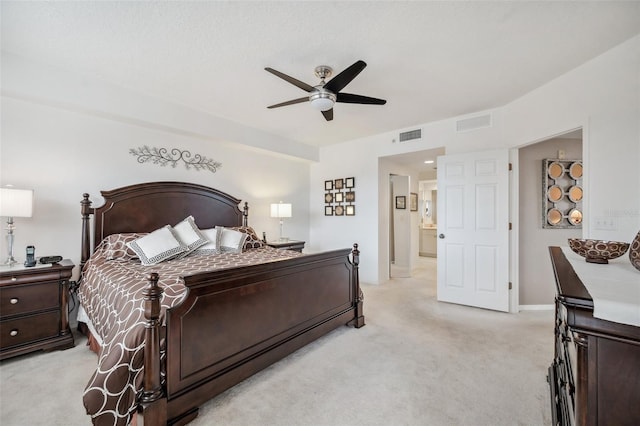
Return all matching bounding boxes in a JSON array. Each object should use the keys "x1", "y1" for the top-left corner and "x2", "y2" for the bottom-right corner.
[{"x1": 2, "y1": 1, "x2": 639, "y2": 148}]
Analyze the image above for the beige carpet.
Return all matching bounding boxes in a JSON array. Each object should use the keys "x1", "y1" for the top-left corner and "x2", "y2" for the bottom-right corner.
[{"x1": 0, "y1": 257, "x2": 553, "y2": 425}]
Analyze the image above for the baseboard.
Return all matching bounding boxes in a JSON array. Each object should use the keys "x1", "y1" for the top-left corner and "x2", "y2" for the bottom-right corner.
[{"x1": 519, "y1": 304, "x2": 554, "y2": 311}]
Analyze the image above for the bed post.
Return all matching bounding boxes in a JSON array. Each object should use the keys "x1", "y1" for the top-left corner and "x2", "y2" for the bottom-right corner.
[
  {"x1": 350, "y1": 243, "x2": 365, "y2": 328},
  {"x1": 140, "y1": 273, "x2": 167, "y2": 425},
  {"x1": 242, "y1": 201, "x2": 249, "y2": 226},
  {"x1": 80, "y1": 193, "x2": 92, "y2": 271}
]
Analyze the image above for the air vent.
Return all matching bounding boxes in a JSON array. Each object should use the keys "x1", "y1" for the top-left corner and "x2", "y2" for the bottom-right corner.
[
  {"x1": 399, "y1": 129, "x2": 422, "y2": 142},
  {"x1": 455, "y1": 113, "x2": 492, "y2": 132}
]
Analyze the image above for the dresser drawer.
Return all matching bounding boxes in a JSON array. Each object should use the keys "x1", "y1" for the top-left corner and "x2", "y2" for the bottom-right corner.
[
  {"x1": 0, "y1": 311, "x2": 60, "y2": 349},
  {"x1": 0, "y1": 282, "x2": 59, "y2": 318}
]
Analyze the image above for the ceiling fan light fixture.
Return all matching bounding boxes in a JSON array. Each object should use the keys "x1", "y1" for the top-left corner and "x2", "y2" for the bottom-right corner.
[{"x1": 309, "y1": 90, "x2": 336, "y2": 111}]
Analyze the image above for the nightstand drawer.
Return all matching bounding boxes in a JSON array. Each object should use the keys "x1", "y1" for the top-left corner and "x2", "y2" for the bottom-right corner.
[
  {"x1": 0, "y1": 282, "x2": 59, "y2": 318},
  {"x1": 0, "y1": 311, "x2": 60, "y2": 349},
  {"x1": 0, "y1": 269, "x2": 66, "y2": 286}
]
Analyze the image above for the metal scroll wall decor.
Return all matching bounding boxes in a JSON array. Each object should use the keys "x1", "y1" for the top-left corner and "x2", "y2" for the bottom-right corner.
[
  {"x1": 130, "y1": 146, "x2": 222, "y2": 173},
  {"x1": 324, "y1": 177, "x2": 356, "y2": 216},
  {"x1": 542, "y1": 159, "x2": 583, "y2": 229}
]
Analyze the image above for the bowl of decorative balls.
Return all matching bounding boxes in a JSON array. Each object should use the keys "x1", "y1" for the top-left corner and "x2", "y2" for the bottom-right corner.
[{"x1": 568, "y1": 238, "x2": 630, "y2": 264}]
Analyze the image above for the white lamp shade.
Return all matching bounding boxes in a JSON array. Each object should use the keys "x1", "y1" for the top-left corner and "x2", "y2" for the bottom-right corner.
[
  {"x1": 0, "y1": 188, "x2": 33, "y2": 218},
  {"x1": 270, "y1": 203, "x2": 292, "y2": 218}
]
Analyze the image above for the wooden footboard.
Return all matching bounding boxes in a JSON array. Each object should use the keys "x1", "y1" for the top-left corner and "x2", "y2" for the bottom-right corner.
[{"x1": 140, "y1": 245, "x2": 364, "y2": 425}]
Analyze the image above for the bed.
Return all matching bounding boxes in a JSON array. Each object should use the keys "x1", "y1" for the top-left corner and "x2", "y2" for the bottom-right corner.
[{"x1": 77, "y1": 181, "x2": 364, "y2": 426}]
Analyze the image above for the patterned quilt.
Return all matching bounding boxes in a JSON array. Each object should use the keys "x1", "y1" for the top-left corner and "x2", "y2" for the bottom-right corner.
[{"x1": 78, "y1": 236, "x2": 303, "y2": 426}]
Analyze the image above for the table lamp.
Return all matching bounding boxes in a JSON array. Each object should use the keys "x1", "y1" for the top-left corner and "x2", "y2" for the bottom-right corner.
[
  {"x1": 0, "y1": 187, "x2": 34, "y2": 265},
  {"x1": 270, "y1": 202, "x2": 292, "y2": 241}
]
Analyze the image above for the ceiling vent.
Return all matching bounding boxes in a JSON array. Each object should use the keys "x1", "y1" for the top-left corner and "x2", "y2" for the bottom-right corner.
[
  {"x1": 455, "y1": 113, "x2": 492, "y2": 132},
  {"x1": 399, "y1": 128, "x2": 422, "y2": 142}
]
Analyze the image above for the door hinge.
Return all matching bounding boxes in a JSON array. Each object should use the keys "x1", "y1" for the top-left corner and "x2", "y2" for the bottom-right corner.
[
  {"x1": 509, "y1": 222, "x2": 512, "y2": 230},
  {"x1": 509, "y1": 282, "x2": 512, "y2": 290},
  {"x1": 508, "y1": 162, "x2": 513, "y2": 171}
]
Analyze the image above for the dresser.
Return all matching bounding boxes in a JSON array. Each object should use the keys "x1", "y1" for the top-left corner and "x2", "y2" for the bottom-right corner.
[
  {"x1": 0, "y1": 260, "x2": 75, "y2": 360},
  {"x1": 548, "y1": 247, "x2": 640, "y2": 426}
]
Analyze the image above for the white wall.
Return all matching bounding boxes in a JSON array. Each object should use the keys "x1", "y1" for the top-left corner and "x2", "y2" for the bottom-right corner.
[
  {"x1": 503, "y1": 35, "x2": 640, "y2": 243},
  {"x1": 1, "y1": 60, "x2": 313, "y2": 279},
  {"x1": 311, "y1": 34, "x2": 640, "y2": 288}
]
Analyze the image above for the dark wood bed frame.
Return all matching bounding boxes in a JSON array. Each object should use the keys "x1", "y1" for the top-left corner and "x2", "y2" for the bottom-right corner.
[{"x1": 79, "y1": 181, "x2": 365, "y2": 425}]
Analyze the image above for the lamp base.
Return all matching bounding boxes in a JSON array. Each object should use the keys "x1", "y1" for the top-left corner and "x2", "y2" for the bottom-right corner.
[
  {"x1": 4, "y1": 218, "x2": 17, "y2": 266},
  {"x1": 2, "y1": 257, "x2": 18, "y2": 266}
]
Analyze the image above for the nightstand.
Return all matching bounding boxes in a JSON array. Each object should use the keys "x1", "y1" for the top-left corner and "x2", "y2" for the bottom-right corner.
[
  {"x1": 0, "y1": 259, "x2": 75, "y2": 360},
  {"x1": 266, "y1": 240, "x2": 305, "y2": 253}
]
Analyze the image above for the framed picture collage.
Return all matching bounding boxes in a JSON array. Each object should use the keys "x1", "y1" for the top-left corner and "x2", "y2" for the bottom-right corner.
[{"x1": 324, "y1": 177, "x2": 355, "y2": 216}]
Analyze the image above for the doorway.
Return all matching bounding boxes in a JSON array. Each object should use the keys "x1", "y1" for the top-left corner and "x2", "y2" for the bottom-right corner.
[
  {"x1": 378, "y1": 147, "x2": 444, "y2": 283},
  {"x1": 516, "y1": 129, "x2": 583, "y2": 308}
]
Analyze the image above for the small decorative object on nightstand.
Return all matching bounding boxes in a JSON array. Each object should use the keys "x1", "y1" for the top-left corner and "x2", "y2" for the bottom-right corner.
[
  {"x1": 266, "y1": 240, "x2": 305, "y2": 253},
  {"x1": 0, "y1": 259, "x2": 75, "y2": 360}
]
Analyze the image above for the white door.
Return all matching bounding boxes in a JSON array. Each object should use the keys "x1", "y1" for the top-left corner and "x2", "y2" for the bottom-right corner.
[{"x1": 436, "y1": 149, "x2": 510, "y2": 312}]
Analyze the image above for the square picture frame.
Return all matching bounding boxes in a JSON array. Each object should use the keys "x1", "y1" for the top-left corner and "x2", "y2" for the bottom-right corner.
[
  {"x1": 395, "y1": 195, "x2": 406, "y2": 209},
  {"x1": 345, "y1": 177, "x2": 355, "y2": 188},
  {"x1": 334, "y1": 178, "x2": 344, "y2": 190},
  {"x1": 345, "y1": 191, "x2": 355, "y2": 202},
  {"x1": 324, "y1": 205, "x2": 333, "y2": 216},
  {"x1": 345, "y1": 205, "x2": 355, "y2": 216},
  {"x1": 335, "y1": 192, "x2": 344, "y2": 203},
  {"x1": 325, "y1": 180, "x2": 334, "y2": 191},
  {"x1": 334, "y1": 205, "x2": 344, "y2": 216},
  {"x1": 410, "y1": 193, "x2": 418, "y2": 211}
]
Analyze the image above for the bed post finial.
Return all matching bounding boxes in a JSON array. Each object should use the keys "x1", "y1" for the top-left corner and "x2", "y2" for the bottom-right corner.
[
  {"x1": 243, "y1": 202, "x2": 249, "y2": 226},
  {"x1": 350, "y1": 243, "x2": 365, "y2": 328},
  {"x1": 80, "y1": 193, "x2": 93, "y2": 270}
]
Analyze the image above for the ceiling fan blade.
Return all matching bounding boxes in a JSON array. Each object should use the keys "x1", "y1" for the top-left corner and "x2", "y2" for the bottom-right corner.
[
  {"x1": 322, "y1": 108, "x2": 334, "y2": 121},
  {"x1": 267, "y1": 97, "x2": 309, "y2": 109},
  {"x1": 323, "y1": 60, "x2": 367, "y2": 93},
  {"x1": 337, "y1": 92, "x2": 386, "y2": 105},
  {"x1": 265, "y1": 67, "x2": 315, "y2": 92}
]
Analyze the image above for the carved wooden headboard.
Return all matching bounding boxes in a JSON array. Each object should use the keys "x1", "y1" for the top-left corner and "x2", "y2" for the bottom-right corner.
[{"x1": 80, "y1": 181, "x2": 248, "y2": 267}]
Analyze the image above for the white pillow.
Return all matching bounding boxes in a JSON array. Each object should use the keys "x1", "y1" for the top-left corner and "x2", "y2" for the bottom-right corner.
[
  {"x1": 172, "y1": 216, "x2": 208, "y2": 258},
  {"x1": 194, "y1": 227, "x2": 221, "y2": 255},
  {"x1": 218, "y1": 226, "x2": 248, "y2": 253},
  {"x1": 126, "y1": 225, "x2": 188, "y2": 265}
]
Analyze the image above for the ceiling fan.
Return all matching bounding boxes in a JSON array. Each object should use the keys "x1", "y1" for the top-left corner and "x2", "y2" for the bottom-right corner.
[{"x1": 265, "y1": 60, "x2": 386, "y2": 121}]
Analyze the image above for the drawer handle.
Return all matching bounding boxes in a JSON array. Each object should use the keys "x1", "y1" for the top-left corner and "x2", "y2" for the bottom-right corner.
[
  {"x1": 11, "y1": 277, "x2": 17, "y2": 282},
  {"x1": 10, "y1": 298, "x2": 19, "y2": 305},
  {"x1": 10, "y1": 330, "x2": 18, "y2": 337}
]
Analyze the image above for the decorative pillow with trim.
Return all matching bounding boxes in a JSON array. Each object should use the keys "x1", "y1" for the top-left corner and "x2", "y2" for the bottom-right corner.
[
  {"x1": 172, "y1": 216, "x2": 208, "y2": 258},
  {"x1": 101, "y1": 232, "x2": 149, "y2": 261},
  {"x1": 194, "y1": 227, "x2": 222, "y2": 255},
  {"x1": 217, "y1": 226, "x2": 248, "y2": 253},
  {"x1": 230, "y1": 226, "x2": 265, "y2": 250},
  {"x1": 126, "y1": 225, "x2": 188, "y2": 265}
]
